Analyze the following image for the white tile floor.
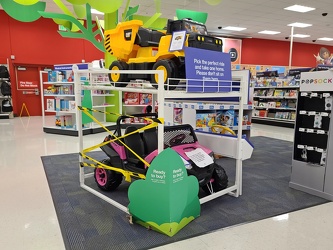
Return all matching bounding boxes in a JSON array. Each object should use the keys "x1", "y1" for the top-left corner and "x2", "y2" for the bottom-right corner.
[{"x1": 0, "y1": 117, "x2": 332, "y2": 250}]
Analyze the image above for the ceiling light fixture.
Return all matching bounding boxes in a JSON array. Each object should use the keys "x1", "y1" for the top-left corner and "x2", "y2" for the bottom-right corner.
[
  {"x1": 292, "y1": 34, "x2": 310, "y2": 38},
  {"x1": 288, "y1": 22, "x2": 312, "y2": 28},
  {"x1": 258, "y1": 30, "x2": 281, "y2": 35},
  {"x1": 222, "y1": 26, "x2": 247, "y2": 31},
  {"x1": 317, "y1": 37, "x2": 333, "y2": 41},
  {"x1": 284, "y1": 4, "x2": 315, "y2": 13}
]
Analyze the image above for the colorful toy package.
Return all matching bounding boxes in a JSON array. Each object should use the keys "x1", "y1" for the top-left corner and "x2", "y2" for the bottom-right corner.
[
  {"x1": 196, "y1": 112, "x2": 216, "y2": 128},
  {"x1": 173, "y1": 108, "x2": 183, "y2": 124},
  {"x1": 216, "y1": 110, "x2": 235, "y2": 127}
]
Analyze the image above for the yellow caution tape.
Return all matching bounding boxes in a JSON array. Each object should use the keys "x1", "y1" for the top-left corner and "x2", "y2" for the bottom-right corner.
[{"x1": 78, "y1": 106, "x2": 163, "y2": 182}]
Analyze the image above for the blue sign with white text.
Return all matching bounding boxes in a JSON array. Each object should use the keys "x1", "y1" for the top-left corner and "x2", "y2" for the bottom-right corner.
[{"x1": 185, "y1": 47, "x2": 232, "y2": 92}]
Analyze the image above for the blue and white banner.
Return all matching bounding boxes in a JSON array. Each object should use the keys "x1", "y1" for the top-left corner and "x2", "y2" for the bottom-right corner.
[{"x1": 185, "y1": 47, "x2": 232, "y2": 92}]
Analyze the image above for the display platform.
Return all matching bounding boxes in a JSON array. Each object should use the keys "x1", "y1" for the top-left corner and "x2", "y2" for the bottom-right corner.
[{"x1": 42, "y1": 136, "x2": 328, "y2": 249}]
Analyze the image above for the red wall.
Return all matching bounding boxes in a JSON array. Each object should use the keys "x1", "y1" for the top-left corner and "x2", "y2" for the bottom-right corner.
[
  {"x1": 0, "y1": 10, "x2": 103, "y2": 65},
  {"x1": 0, "y1": 10, "x2": 104, "y2": 115},
  {"x1": 241, "y1": 38, "x2": 333, "y2": 67}
]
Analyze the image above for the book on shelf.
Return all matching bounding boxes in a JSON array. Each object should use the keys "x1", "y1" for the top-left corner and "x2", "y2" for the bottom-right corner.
[
  {"x1": 55, "y1": 98, "x2": 61, "y2": 111},
  {"x1": 274, "y1": 89, "x2": 284, "y2": 97},
  {"x1": 258, "y1": 110, "x2": 268, "y2": 117},
  {"x1": 258, "y1": 102, "x2": 267, "y2": 108},
  {"x1": 267, "y1": 102, "x2": 276, "y2": 108},
  {"x1": 285, "y1": 89, "x2": 298, "y2": 98},
  {"x1": 266, "y1": 89, "x2": 274, "y2": 97},
  {"x1": 280, "y1": 100, "x2": 288, "y2": 107},
  {"x1": 275, "y1": 112, "x2": 292, "y2": 119},
  {"x1": 68, "y1": 100, "x2": 76, "y2": 111},
  {"x1": 46, "y1": 98, "x2": 55, "y2": 111},
  {"x1": 254, "y1": 89, "x2": 267, "y2": 97}
]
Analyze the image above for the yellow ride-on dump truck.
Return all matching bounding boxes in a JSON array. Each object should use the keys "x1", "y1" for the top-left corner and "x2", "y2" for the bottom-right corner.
[{"x1": 104, "y1": 18, "x2": 223, "y2": 89}]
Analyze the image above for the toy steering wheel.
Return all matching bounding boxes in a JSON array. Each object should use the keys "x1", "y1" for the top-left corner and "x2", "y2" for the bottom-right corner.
[{"x1": 211, "y1": 125, "x2": 236, "y2": 135}]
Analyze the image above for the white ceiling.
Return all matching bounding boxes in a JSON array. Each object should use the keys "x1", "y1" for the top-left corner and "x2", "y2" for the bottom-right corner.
[{"x1": 6, "y1": 0, "x2": 333, "y2": 46}]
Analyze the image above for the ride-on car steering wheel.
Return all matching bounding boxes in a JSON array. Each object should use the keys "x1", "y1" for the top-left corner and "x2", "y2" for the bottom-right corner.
[{"x1": 211, "y1": 125, "x2": 236, "y2": 135}]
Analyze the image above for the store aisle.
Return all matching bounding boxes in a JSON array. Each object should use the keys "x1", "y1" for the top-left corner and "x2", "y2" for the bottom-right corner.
[{"x1": 0, "y1": 117, "x2": 331, "y2": 250}]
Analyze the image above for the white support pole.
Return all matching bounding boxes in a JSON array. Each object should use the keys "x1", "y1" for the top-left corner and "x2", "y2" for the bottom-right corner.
[
  {"x1": 289, "y1": 26, "x2": 294, "y2": 70},
  {"x1": 157, "y1": 70, "x2": 164, "y2": 154}
]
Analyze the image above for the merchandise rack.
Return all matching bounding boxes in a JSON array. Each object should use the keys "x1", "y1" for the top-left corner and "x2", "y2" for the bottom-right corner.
[{"x1": 75, "y1": 66, "x2": 247, "y2": 213}]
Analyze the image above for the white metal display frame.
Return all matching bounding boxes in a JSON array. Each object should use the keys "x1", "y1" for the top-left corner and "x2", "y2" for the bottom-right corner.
[{"x1": 74, "y1": 66, "x2": 245, "y2": 213}]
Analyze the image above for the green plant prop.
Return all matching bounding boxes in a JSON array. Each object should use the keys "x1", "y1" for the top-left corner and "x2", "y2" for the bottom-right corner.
[
  {"x1": 128, "y1": 148, "x2": 200, "y2": 237},
  {"x1": 81, "y1": 81, "x2": 93, "y2": 124},
  {"x1": 38, "y1": 4, "x2": 105, "y2": 52},
  {"x1": 0, "y1": 0, "x2": 46, "y2": 22},
  {"x1": 176, "y1": 9, "x2": 208, "y2": 24},
  {"x1": 14, "y1": 0, "x2": 39, "y2": 4},
  {"x1": 205, "y1": 0, "x2": 222, "y2": 5}
]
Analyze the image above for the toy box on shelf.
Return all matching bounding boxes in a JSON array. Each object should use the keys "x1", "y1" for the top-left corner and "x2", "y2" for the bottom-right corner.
[
  {"x1": 124, "y1": 92, "x2": 140, "y2": 105},
  {"x1": 165, "y1": 101, "x2": 252, "y2": 137}
]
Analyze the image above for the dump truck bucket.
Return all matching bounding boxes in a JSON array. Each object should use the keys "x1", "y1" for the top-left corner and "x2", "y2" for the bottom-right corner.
[{"x1": 104, "y1": 20, "x2": 143, "y2": 61}]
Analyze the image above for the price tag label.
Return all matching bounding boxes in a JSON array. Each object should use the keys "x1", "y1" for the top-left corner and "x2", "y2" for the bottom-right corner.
[
  {"x1": 308, "y1": 111, "x2": 316, "y2": 116},
  {"x1": 299, "y1": 128, "x2": 305, "y2": 132},
  {"x1": 297, "y1": 145, "x2": 305, "y2": 149},
  {"x1": 317, "y1": 130, "x2": 325, "y2": 134},
  {"x1": 316, "y1": 148, "x2": 324, "y2": 153},
  {"x1": 311, "y1": 93, "x2": 318, "y2": 97},
  {"x1": 307, "y1": 129, "x2": 314, "y2": 133},
  {"x1": 307, "y1": 146, "x2": 314, "y2": 151},
  {"x1": 323, "y1": 93, "x2": 331, "y2": 98},
  {"x1": 321, "y1": 112, "x2": 329, "y2": 117},
  {"x1": 300, "y1": 110, "x2": 307, "y2": 115},
  {"x1": 301, "y1": 92, "x2": 308, "y2": 96}
]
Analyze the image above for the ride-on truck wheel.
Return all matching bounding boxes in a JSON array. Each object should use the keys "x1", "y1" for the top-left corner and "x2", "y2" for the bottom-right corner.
[
  {"x1": 109, "y1": 61, "x2": 129, "y2": 87},
  {"x1": 151, "y1": 59, "x2": 179, "y2": 90},
  {"x1": 94, "y1": 159, "x2": 123, "y2": 191}
]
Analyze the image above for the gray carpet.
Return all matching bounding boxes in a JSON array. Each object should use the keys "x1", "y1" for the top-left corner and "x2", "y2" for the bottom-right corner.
[{"x1": 41, "y1": 136, "x2": 328, "y2": 250}]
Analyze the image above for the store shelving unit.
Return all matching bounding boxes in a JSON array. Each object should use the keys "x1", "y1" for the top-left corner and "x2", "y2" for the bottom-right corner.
[
  {"x1": 40, "y1": 70, "x2": 84, "y2": 136},
  {"x1": 0, "y1": 78, "x2": 12, "y2": 119},
  {"x1": 0, "y1": 62, "x2": 13, "y2": 119},
  {"x1": 89, "y1": 72, "x2": 116, "y2": 132},
  {"x1": 75, "y1": 67, "x2": 250, "y2": 213},
  {"x1": 290, "y1": 70, "x2": 333, "y2": 200},
  {"x1": 164, "y1": 101, "x2": 252, "y2": 137},
  {"x1": 251, "y1": 71, "x2": 299, "y2": 128}
]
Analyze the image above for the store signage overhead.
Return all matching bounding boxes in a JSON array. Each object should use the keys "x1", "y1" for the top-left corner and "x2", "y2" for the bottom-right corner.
[
  {"x1": 300, "y1": 70, "x2": 333, "y2": 92},
  {"x1": 256, "y1": 70, "x2": 278, "y2": 78},
  {"x1": 288, "y1": 67, "x2": 313, "y2": 76}
]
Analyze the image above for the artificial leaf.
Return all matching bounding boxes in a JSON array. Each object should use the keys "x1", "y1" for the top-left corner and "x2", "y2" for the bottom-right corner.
[
  {"x1": 73, "y1": 4, "x2": 86, "y2": 19},
  {"x1": 128, "y1": 148, "x2": 200, "y2": 236},
  {"x1": 1, "y1": 0, "x2": 46, "y2": 22},
  {"x1": 13, "y1": 0, "x2": 39, "y2": 5},
  {"x1": 65, "y1": 0, "x2": 87, "y2": 4},
  {"x1": 123, "y1": 5, "x2": 139, "y2": 21},
  {"x1": 205, "y1": 0, "x2": 222, "y2": 5}
]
